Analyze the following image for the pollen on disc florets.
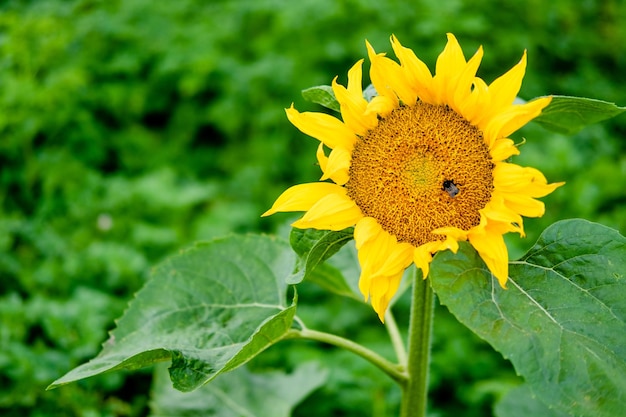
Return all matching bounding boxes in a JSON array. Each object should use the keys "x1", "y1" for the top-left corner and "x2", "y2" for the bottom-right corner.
[{"x1": 346, "y1": 101, "x2": 494, "y2": 247}]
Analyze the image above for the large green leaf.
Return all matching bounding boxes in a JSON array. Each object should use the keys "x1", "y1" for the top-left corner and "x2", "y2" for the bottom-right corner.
[
  {"x1": 430, "y1": 219, "x2": 626, "y2": 417},
  {"x1": 49, "y1": 235, "x2": 296, "y2": 392},
  {"x1": 495, "y1": 385, "x2": 571, "y2": 417},
  {"x1": 533, "y1": 95, "x2": 626, "y2": 134},
  {"x1": 150, "y1": 362, "x2": 327, "y2": 417}
]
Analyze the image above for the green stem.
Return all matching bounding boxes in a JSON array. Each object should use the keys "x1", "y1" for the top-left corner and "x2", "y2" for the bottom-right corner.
[
  {"x1": 286, "y1": 327, "x2": 408, "y2": 385},
  {"x1": 399, "y1": 269, "x2": 435, "y2": 417},
  {"x1": 384, "y1": 309, "x2": 407, "y2": 365}
]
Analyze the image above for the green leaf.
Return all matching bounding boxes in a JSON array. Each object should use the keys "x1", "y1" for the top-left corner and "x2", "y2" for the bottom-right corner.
[
  {"x1": 291, "y1": 227, "x2": 362, "y2": 300},
  {"x1": 150, "y1": 362, "x2": 327, "y2": 417},
  {"x1": 49, "y1": 235, "x2": 297, "y2": 392},
  {"x1": 533, "y1": 95, "x2": 626, "y2": 134},
  {"x1": 290, "y1": 228, "x2": 366, "y2": 301},
  {"x1": 304, "y1": 262, "x2": 357, "y2": 300},
  {"x1": 495, "y1": 385, "x2": 571, "y2": 417},
  {"x1": 301, "y1": 85, "x2": 340, "y2": 112},
  {"x1": 430, "y1": 219, "x2": 626, "y2": 417},
  {"x1": 288, "y1": 227, "x2": 354, "y2": 285}
]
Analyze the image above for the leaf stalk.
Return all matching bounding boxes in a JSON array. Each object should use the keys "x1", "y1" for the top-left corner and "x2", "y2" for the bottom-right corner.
[{"x1": 285, "y1": 327, "x2": 408, "y2": 385}]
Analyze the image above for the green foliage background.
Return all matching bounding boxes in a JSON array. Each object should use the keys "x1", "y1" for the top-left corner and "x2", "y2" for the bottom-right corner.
[{"x1": 1, "y1": 0, "x2": 624, "y2": 416}]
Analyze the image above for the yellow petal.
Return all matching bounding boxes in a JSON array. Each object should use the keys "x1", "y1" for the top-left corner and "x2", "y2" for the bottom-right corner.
[
  {"x1": 319, "y1": 146, "x2": 351, "y2": 185},
  {"x1": 487, "y1": 51, "x2": 527, "y2": 115},
  {"x1": 355, "y1": 218, "x2": 413, "y2": 280},
  {"x1": 390, "y1": 34, "x2": 434, "y2": 103},
  {"x1": 468, "y1": 228, "x2": 509, "y2": 288},
  {"x1": 460, "y1": 77, "x2": 490, "y2": 125},
  {"x1": 484, "y1": 96, "x2": 552, "y2": 142},
  {"x1": 479, "y1": 209, "x2": 522, "y2": 235},
  {"x1": 433, "y1": 33, "x2": 467, "y2": 104},
  {"x1": 481, "y1": 195, "x2": 525, "y2": 235},
  {"x1": 493, "y1": 162, "x2": 539, "y2": 187},
  {"x1": 490, "y1": 138, "x2": 520, "y2": 161},
  {"x1": 494, "y1": 163, "x2": 564, "y2": 197},
  {"x1": 354, "y1": 216, "x2": 382, "y2": 250},
  {"x1": 316, "y1": 142, "x2": 329, "y2": 172},
  {"x1": 451, "y1": 46, "x2": 483, "y2": 112},
  {"x1": 286, "y1": 105, "x2": 356, "y2": 151},
  {"x1": 366, "y1": 94, "x2": 396, "y2": 118},
  {"x1": 413, "y1": 245, "x2": 432, "y2": 279},
  {"x1": 292, "y1": 192, "x2": 362, "y2": 231},
  {"x1": 379, "y1": 240, "x2": 415, "y2": 277},
  {"x1": 354, "y1": 218, "x2": 410, "y2": 288},
  {"x1": 412, "y1": 241, "x2": 442, "y2": 279},
  {"x1": 482, "y1": 194, "x2": 523, "y2": 224},
  {"x1": 370, "y1": 271, "x2": 404, "y2": 322},
  {"x1": 262, "y1": 182, "x2": 346, "y2": 216},
  {"x1": 486, "y1": 177, "x2": 559, "y2": 235},
  {"x1": 502, "y1": 194, "x2": 546, "y2": 218},
  {"x1": 332, "y1": 62, "x2": 378, "y2": 136},
  {"x1": 367, "y1": 41, "x2": 412, "y2": 105},
  {"x1": 347, "y1": 58, "x2": 365, "y2": 97},
  {"x1": 529, "y1": 180, "x2": 565, "y2": 198},
  {"x1": 431, "y1": 226, "x2": 468, "y2": 242},
  {"x1": 439, "y1": 235, "x2": 460, "y2": 253},
  {"x1": 354, "y1": 217, "x2": 414, "y2": 320}
]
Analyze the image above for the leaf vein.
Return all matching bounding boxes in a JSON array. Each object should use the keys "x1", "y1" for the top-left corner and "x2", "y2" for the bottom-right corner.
[
  {"x1": 507, "y1": 277, "x2": 561, "y2": 327},
  {"x1": 510, "y1": 259, "x2": 622, "y2": 323}
]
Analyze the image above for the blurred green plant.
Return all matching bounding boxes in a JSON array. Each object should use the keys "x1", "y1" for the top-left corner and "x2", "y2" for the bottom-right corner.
[{"x1": 1, "y1": 0, "x2": 625, "y2": 416}]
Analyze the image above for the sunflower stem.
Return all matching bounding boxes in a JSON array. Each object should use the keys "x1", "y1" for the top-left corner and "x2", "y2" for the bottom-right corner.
[
  {"x1": 399, "y1": 268, "x2": 435, "y2": 417},
  {"x1": 286, "y1": 327, "x2": 407, "y2": 385}
]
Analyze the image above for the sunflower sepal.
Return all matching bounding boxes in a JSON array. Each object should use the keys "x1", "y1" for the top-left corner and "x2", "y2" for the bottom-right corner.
[
  {"x1": 302, "y1": 84, "x2": 341, "y2": 113},
  {"x1": 532, "y1": 95, "x2": 626, "y2": 134}
]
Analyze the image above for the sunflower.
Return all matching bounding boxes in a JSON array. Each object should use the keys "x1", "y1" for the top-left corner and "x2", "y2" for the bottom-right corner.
[{"x1": 263, "y1": 34, "x2": 563, "y2": 321}]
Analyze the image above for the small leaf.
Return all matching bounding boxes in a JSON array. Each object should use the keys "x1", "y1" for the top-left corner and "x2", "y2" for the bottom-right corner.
[
  {"x1": 301, "y1": 85, "x2": 340, "y2": 112},
  {"x1": 49, "y1": 235, "x2": 296, "y2": 392},
  {"x1": 495, "y1": 385, "x2": 571, "y2": 417},
  {"x1": 288, "y1": 227, "x2": 354, "y2": 285},
  {"x1": 305, "y1": 262, "x2": 356, "y2": 299},
  {"x1": 150, "y1": 362, "x2": 327, "y2": 417},
  {"x1": 430, "y1": 219, "x2": 626, "y2": 417},
  {"x1": 533, "y1": 95, "x2": 626, "y2": 134}
]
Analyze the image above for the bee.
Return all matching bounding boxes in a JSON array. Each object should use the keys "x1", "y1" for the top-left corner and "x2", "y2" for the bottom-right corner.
[{"x1": 442, "y1": 180, "x2": 460, "y2": 198}]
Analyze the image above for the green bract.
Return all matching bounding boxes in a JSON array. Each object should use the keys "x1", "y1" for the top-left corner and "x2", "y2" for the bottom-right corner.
[{"x1": 533, "y1": 96, "x2": 626, "y2": 134}]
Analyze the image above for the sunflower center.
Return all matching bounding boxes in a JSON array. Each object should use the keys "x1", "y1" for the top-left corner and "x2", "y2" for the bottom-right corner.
[{"x1": 345, "y1": 102, "x2": 494, "y2": 247}]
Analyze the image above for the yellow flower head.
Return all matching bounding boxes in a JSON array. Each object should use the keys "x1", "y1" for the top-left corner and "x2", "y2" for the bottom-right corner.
[{"x1": 264, "y1": 34, "x2": 563, "y2": 321}]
